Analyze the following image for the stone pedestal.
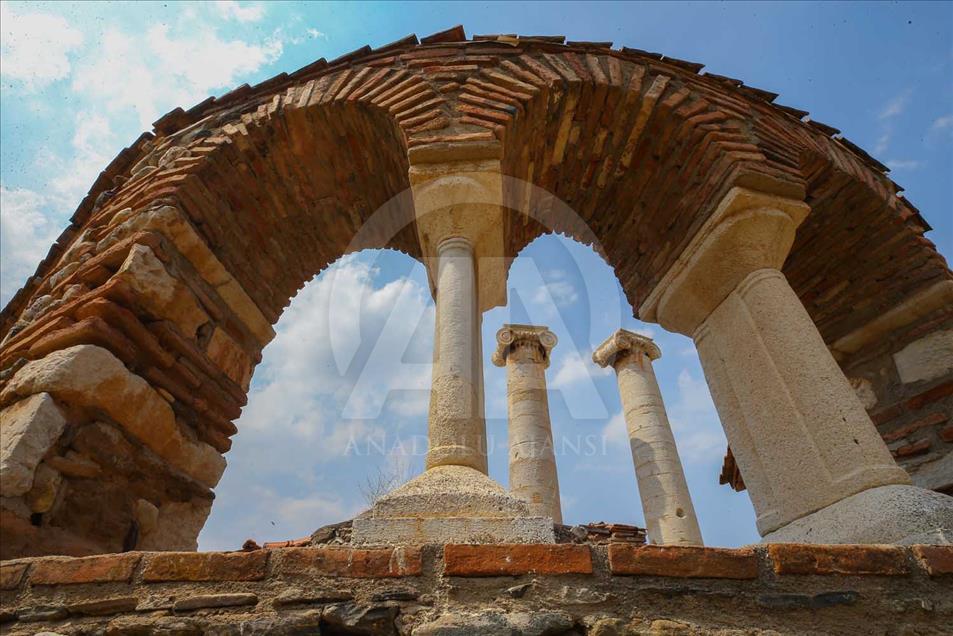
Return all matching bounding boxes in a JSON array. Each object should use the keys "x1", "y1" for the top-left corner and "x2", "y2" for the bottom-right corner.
[
  {"x1": 593, "y1": 330, "x2": 703, "y2": 546},
  {"x1": 639, "y1": 187, "x2": 953, "y2": 543},
  {"x1": 492, "y1": 325, "x2": 563, "y2": 523},
  {"x1": 352, "y1": 151, "x2": 554, "y2": 545}
]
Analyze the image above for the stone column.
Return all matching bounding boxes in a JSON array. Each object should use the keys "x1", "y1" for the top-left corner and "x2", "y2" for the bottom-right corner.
[
  {"x1": 492, "y1": 325, "x2": 562, "y2": 523},
  {"x1": 640, "y1": 187, "x2": 952, "y2": 544},
  {"x1": 351, "y1": 146, "x2": 555, "y2": 545},
  {"x1": 593, "y1": 330, "x2": 703, "y2": 546},
  {"x1": 426, "y1": 237, "x2": 487, "y2": 473}
]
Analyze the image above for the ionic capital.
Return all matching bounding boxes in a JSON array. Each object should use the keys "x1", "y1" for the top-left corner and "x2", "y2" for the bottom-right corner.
[
  {"x1": 492, "y1": 324, "x2": 558, "y2": 368},
  {"x1": 592, "y1": 329, "x2": 661, "y2": 369},
  {"x1": 638, "y1": 187, "x2": 810, "y2": 336}
]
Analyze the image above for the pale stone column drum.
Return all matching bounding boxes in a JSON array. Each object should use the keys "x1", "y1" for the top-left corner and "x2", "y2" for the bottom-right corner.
[
  {"x1": 593, "y1": 330, "x2": 703, "y2": 546},
  {"x1": 492, "y1": 325, "x2": 563, "y2": 523},
  {"x1": 426, "y1": 237, "x2": 488, "y2": 473},
  {"x1": 640, "y1": 187, "x2": 953, "y2": 544}
]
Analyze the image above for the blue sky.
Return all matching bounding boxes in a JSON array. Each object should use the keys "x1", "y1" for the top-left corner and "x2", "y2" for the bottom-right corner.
[{"x1": 1, "y1": 1, "x2": 950, "y2": 549}]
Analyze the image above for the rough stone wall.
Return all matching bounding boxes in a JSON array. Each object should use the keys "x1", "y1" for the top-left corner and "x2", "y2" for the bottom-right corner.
[{"x1": 1, "y1": 543, "x2": 951, "y2": 635}]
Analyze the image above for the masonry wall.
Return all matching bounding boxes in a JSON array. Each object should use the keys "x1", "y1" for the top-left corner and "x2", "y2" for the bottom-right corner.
[
  {"x1": 842, "y1": 310, "x2": 953, "y2": 495},
  {"x1": 1, "y1": 544, "x2": 951, "y2": 635}
]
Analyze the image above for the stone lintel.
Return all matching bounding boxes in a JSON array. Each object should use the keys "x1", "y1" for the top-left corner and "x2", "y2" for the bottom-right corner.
[
  {"x1": 638, "y1": 187, "x2": 810, "y2": 335},
  {"x1": 491, "y1": 324, "x2": 558, "y2": 368},
  {"x1": 592, "y1": 329, "x2": 661, "y2": 369}
]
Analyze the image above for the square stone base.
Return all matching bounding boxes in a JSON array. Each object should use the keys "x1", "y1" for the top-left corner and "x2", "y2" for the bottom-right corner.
[
  {"x1": 350, "y1": 464, "x2": 556, "y2": 545},
  {"x1": 352, "y1": 516, "x2": 555, "y2": 545}
]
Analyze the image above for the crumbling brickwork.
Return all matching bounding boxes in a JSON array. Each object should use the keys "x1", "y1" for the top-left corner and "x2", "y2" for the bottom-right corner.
[{"x1": 1, "y1": 543, "x2": 951, "y2": 634}]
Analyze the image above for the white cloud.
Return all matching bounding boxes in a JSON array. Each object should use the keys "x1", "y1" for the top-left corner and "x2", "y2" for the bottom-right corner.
[
  {"x1": 214, "y1": 1, "x2": 266, "y2": 22},
  {"x1": 551, "y1": 349, "x2": 610, "y2": 389},
  {"x1": 0, "y1": 3, "x2": 83, "y2": 90},
  {"x1": 71, "y1": 23, "x2": 283, "y2": 129},
  {"x1": 532, "y1": 270, "x2": 579, "y2": 308},
  {"x1": 873, "y1": 131, "x2": 890, "y2": 155},
  {"x1": 930, "y1": 114, "x2": 953, "y2": 135},
  {"x1": 878, "y1": 90, "x2": 911, "y2": 120},
  {"x1": 886, "y1": 159, "x2": 924, "y2": 171},
  {"x1": 666, "y1": 368, "x2": 726, "y2": 464},
  {"x1": 0, "y1": 186, "x2": 64, "y2": 305},
  {"x1": 307, "y1": 28, "x2": 327, "y2": 40}
]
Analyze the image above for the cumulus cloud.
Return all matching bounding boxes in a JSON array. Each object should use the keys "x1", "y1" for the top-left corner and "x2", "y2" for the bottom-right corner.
[
  {"x1": 0, "y1": 3, "x2": 84, "y2": 90},
  {"x1": 886, "y1": 159, "x2": 924, "y2": 171},
  {"x1": 532, "y1": 270, "x2": 579, "y2": 308},
  {"x1": 667, "y1": 368, "x2": 726, "y2": 464},
  {"x1": 0, "y1": 187, "x2": 65, "y2": 304},
  {"x1": 71, "y1": 23, "x2": 282, "y2": 129},
  {"x1": 878, "y1": 89, "x2": 911, "y2": 120},
  {"x1": 214, "y1": 1, "x2": 266, "y2": 22}
]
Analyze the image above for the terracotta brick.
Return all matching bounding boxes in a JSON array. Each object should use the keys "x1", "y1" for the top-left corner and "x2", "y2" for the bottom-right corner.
[
  {"x1": 882, "y1": 412, "x2": 949, "y2": 442},
  {"x1": 0, "y1": 562, "x2": 28, "y2": 590},
  {"x1": 142, "y1": 551, "x2": 268, "y2": 582},
  {"x1": 608, "y1": 544, "x2": 757, "y2": 579},
  {"x1": 939, "y1": 423, "x2": 953, "y2": 443},
  {"x1": 444, "y1": 544, "x2": 592, "y2": 577},
  {"x1": 911, "y1": 545, "x2": 953, "y2": 576},
  {"x1": 893, "y1": 438, "x2": 931, "y2": 458},
  {"x1": 906, "y1": 381, "x2": 953, "y2": 411},
  {"x1": 767, "y1": 544, "x2": 910, "y2": 576},
  {"x1": 275, "y1": 547, "x2": 422, "y2": 578},
  {"x1": 30, "y1": 553, "x2": 140, "y2": 586}
]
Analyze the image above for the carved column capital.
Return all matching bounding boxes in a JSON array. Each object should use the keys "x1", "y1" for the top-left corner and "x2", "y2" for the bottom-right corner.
[
  {"x1": 492, "y1": 324, "x2": 558, "y2": 368},
  {"x1": 591, "y1": 329, "x2": 661, "y2": 369},
  {"x1": 638, "y1": 187, "x2": 810, "y2": 336}
]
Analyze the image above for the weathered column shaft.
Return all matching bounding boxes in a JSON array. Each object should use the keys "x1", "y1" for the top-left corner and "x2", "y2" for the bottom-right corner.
[
  {"x1": 426, "y1": 237, "x2": 487, "y2": 473},
  {"x1": 693, "y1": 268, "x2": 909, "y2": 534},
  {"x1": 638, "y1": 187, "x2": 952, "y2": 544},
  {"x1": 494, "y1": 326, "x2": 562, "y2": 523},
  {"x1": 594, "y1": 331, "x2": 703, "y2": 545}
]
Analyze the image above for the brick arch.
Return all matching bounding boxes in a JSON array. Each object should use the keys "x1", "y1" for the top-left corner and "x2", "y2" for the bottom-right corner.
[{"x1": 1, "y1": 27, "x2": 950, "y2": 557}]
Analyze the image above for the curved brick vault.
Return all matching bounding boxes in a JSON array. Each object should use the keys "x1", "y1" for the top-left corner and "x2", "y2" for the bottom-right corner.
[{"x1": 1, "y1": 26, "x2": 951, "y2": 558}]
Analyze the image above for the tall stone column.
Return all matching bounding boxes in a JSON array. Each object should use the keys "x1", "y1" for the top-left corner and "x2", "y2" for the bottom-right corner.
[
  {"x1": 640, "y1": 187, "x2": 953, "y2": 544},
  {"x1": 426, "y1": 237, "x2": 487, "y2": 473},
  {"x1": 593, "y1": 330, "x2": 703, "y2": 546},
  {"x1": 351, "y1": 145, "x2": 555, "y2": 545},
  {"x1": 492, "y1": 325, "x2": 562, "y2": 523}
]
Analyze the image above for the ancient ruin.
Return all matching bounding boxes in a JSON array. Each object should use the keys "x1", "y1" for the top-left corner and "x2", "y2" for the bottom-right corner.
[{"x1": 1, "y1": 25, "x2": 952, "y2": 634}]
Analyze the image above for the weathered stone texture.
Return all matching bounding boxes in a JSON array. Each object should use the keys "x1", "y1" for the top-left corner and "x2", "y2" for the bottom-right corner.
[{"x1": 0, "y1": 393, "x2": 67, "y2": 497}]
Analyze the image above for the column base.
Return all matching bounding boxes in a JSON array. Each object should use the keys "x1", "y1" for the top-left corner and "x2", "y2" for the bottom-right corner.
[
  {"x1": 351, "y1": 465, "x2": 555, "y2": 545},
  {"x1": 762, "y1": 485, "x2": 953, "y2": 545}
]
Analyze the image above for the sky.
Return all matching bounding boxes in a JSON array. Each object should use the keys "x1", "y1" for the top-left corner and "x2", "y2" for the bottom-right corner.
[{"x1": 1, "y1": 1, "x2": 950, "y2": 549}]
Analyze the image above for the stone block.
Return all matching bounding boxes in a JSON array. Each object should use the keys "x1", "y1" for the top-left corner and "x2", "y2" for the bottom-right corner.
[
  {"x1": 206, "y1": 327, "x2": 252, "y2": 390},
  {"x1": 0, "y1": 562, "x2": 28, "y2": 590},
  {"x1": 29, "y1": 553, "x2": 140, "y2": 585},
  {"x1": 172, "y1": 593, "x2": 258, "y2": 612},
  {"x1": 0, "y1": 345, "x2": 225, "y2": 488},
  {"x1": 114, "y1": 243, "x2": 209, "y2": 338},
  {"x1": 893, "y1": 329, "x2": 953, "y2": 385},
  {"x1": 443, "y1": 544, "x2": 592, "y2": 576},
  {"x1": 275, "y1": 547, "x2": 422, "y2": 578},
  {"x1": 608, "y1": 544, "x2": 758, "y2": 579},
  {"x1": 137, "y1": 498, "x2": 212, "y2": 551},
  {"x1": 141, "y1": 550, "x2": 269, "y2": 582},
  {"x1": 767, "y1": 544, "x2": 909, "y2": 575},
  {"x1": 911, "y1": 545, "x2": 953, "y2": 576},
  {"x1": 0, "y1": 393, "x2": 67, "y2": 497},
  {"x1": 68, "y1": 596, "x2": 139, "y2": 616}
]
